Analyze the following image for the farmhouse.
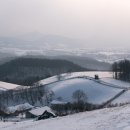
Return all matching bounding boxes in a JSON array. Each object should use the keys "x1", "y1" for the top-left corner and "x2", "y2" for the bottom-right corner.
[{"x1": 26, "y1": 106, "x2": 56, "y2": 119}]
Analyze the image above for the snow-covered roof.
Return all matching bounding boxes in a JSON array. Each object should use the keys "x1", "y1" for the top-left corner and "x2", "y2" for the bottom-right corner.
[
  {"x1": 51, "y1": 100, "x2": 67, "y2": 105},
  {"x1": 29, "y1": 106, "x2": 55, "y2": 116},
  {"x1": 7, "y1": 103, "x2": 34, "y2": 114}
]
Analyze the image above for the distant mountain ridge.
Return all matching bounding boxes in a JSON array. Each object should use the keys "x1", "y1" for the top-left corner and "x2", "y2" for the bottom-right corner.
[
  {"x1": 0, "y1": 33, "x2": 86, "y2": 50},
  {"x1": 0, "y1": 33, "x2": 130, "y2": 63},
  {"x1": 51, "y1": 55, "x2": 111, "y2": 71}
]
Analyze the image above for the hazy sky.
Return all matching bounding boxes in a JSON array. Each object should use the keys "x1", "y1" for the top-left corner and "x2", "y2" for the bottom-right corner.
[{"x1": 0, "y1": 0, "x2": 130, "y2": 47}]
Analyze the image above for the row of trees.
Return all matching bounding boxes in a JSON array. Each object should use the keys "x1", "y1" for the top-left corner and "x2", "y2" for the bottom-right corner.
[
  {"x1": 51, "y1": 102, "x2": 97, "y2": 116},
  {"x1": 0, "y1": 82, "x2": 55, "y2": 110},
  {"x1": 112, "y1": 59, "x2": 130, "y2": 81}
]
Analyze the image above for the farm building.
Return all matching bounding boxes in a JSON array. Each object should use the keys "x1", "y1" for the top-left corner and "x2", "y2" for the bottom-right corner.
[{"x1": 26, "y1": 106, "x2": 56, "y2": 119}]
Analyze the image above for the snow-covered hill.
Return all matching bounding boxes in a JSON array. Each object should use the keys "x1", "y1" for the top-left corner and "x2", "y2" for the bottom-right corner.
[
  {"x1": 46, "y1": 78, "x2": 122, "y2": 104},
  {"x1": 40, "y1": 71, "x2": 113, "y2": 85},
  {"x1": 1, "y1": 104, "x2": 130, "y2": 130},
  {"x1": 1, "y1": 71, "x2": 130, "y2": 107},
  {"x1": 39, "y1": 71, "x2": 130, "y2": 105}
]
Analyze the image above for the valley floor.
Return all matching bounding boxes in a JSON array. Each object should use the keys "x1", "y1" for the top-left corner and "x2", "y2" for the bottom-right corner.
[{"x1": 1, "y1": 105, "x2": 130, "y2": 130}]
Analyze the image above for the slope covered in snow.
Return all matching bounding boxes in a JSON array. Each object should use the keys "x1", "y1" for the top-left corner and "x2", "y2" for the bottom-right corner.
[
  {"x1": 40, "y1": 71, "x2": 113, "y2": 85},
  {"x1": 98, "y1": 78, "x2": 130, "y2": 105},
  {"x1": 0, "y1": 81, "x2": 20, "y2": 90},
  {"x1": 1, "y1": 104, "x2": 130, "y2": 130},
  {"x1": 39, "y1": 71, "x2": 130, "y2": 105},
  {"x1": 111, "y1": 90, "x2": 130, "y2": 104},
  {"x1": 46, "y1": 78, "x2": 122, "y2": 104},
  {"x1": 101, "y1": 78, "x2": 130, "y2": 89}
]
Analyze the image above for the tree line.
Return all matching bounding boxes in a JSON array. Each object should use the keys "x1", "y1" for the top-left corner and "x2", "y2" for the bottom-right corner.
[{"x1": 112, "y1": 59, "x2": 130, "y2": 81}]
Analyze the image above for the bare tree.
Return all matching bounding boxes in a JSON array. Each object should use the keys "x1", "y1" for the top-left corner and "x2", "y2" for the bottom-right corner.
[
  {"x1": 57, "y1": 74, "x2": 62, "y2": 81},
  {"x1": 42, "y1": 89, "x2": 55, "y2": 105},
  {"x1": 72, "y1": 89, "x2": 87, "y2": 103}
]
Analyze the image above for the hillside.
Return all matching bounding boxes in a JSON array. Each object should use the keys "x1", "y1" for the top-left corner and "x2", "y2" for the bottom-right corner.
[
  {"x1": 1, "y1": 104, "x2": 130, "y2": 130},
  {"x1": 52, "y1": 55, "x2": 111, "y2": 71},
  {"x1": 1, "y1": 71, "x2": 130, "y2": 108},
  {"x1": 0, "y1": 58, "x2": 87, "y2": 85},
  {"x1": 23, "y1": 55, "x2": 111, "y2": 71},
  {"x1": 0, "y1": 52, "x2": 16, "y2": 65},
  {"x1": 45, "y1": 78, "x2": 121, "y2": 104},
  {"x1": 0, "y1": 71, "x2": 113, "y2": 107},
  {"x1": 1, "y1": 71, "x2": 130, "y2": 107},
  {"x1": 40, "y1": 71, "x2": 130, "y2": 106}
]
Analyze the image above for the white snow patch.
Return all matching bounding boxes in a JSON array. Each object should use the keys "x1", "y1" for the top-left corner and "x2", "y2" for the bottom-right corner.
[{"x1": 0, "y1": 81, "x2": 20, "y2": 90}]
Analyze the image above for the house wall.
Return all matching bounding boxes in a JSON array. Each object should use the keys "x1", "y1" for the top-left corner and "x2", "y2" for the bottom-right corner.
[{"x1": 25, "y1": 112, "x2": 37, "y2": 118}]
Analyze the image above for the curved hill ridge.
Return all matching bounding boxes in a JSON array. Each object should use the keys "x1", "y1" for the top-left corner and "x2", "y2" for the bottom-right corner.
[
  {"x1": 46, "y1": 78, "x2": 122, "y2": 104},
  {"x1": 39, "y1": 72, "x2": 130, "y2": 105}
]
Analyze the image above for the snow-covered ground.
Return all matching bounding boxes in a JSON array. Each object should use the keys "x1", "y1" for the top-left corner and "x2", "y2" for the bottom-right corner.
[
  {"x1": 39, "y1": 71, "x2": 130, "y2": 105},
  {"x1": 1, "y1": 71, "x2": 130, "y2": 129},
  {"x1": 40, "y1": 71, "x2": 113, "y2": 85},
  {"x1": 99, "y1": 78, "x2": 130, "y2": 104},
  {"x1": 1, "y1": 104, "x2": 130, "y2": 130},
  {"x1": 46, "y1": 78, "x2": 122, "y2": 104},
  {"x1": 112, "y1": 90, "x2": 130, "y2": 104},
  {"x1": 0, "y1": 81, "x2": 20, "y2": 90},
  {"x1": 101, "y1": 78, "x2": 130, "y2": 88}
]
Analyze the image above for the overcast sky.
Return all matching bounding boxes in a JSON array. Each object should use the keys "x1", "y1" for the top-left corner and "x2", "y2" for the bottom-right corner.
[{"x1": 0, "y1": 0, "x2": 130, "y2": 48}]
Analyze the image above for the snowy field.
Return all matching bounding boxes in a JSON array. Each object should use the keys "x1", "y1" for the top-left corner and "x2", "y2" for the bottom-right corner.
[
  {"x1": 101, "y1": 78, "x2": 130, "y2": 89},
  {"x1": 46, "y1": 78, "x2": 122, "y2": 104},
  {"x1": 39, "y1": 71, "x2": 130, "y2": 105},
  {"x1": 112, "y1": 90, "x2": 130, "y2": 104},
  {"x1": 1, "y1": 104, "x2": 130, "y2": 130},
  {"x1": 0, "y1": 71, "x2": 130, "y2": 105},
  {"x1": 99, "y1": 78, "x2": 130, "y2": 104},
  {"x1": 40, "y1": 71, "x2": 113, "y2": 85},
  {"x1": 0, "y1": 81, "x2": 20, "y2": 90}
]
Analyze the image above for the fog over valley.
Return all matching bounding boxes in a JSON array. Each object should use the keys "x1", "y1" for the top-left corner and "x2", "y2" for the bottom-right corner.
[{"x1": 1, "y1": 1, "x2": 130, "y2": 130}]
